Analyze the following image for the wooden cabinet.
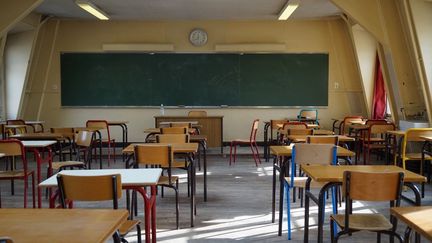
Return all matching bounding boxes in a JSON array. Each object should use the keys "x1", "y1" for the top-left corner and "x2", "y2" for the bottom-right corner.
[{"x1": 154, "y1": 116, "x2": 223, "y2": 152}]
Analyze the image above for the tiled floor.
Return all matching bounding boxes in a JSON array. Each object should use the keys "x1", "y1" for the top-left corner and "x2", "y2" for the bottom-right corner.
[{"x1": 0, "y1": 146, "x2": 430, "y2": 242}]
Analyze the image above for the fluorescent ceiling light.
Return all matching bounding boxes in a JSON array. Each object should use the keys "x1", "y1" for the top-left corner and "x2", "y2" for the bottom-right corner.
[
  {"x1": 75, "y1": 1, "x2": 109, "y2": 20},
  {"x1": 278, "y1": 0, "x2": 301, "y2": 20}
]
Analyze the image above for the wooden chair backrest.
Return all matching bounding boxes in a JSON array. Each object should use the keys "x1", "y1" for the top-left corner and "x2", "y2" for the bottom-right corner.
[
  {"x1": 0, "y1": 140, "x2": 25, "y2": 156},
  {"x1": 287, "y1": 128, "x2": 313, "y2": 135},
  {"x1": 340, "y1": 116, "x2": 363, "y2": 135},
  {"x1": 365, "y1": 119, "x2": 388, "y2": 126},
  {"x1": 307, "y1": 135, "x2": 339, "y2": 145},
  {"x1": 161, "y1": 127, "x2": 187, "y2": 134},
  {"x1": 188, "y1": 111, "x2": 207, "y2": 117},
  {"x1": 6, "y1": 119, "x2": 25, "y2": 125},
  {"x1": 369, "y1": 123, "x2": 395, "y2": 135},
  {"x1": 292, "y1": 143, "x2": 336, "y2": 166},
  {"x1": 402, "y1": 128, "x2": 432, "y2": 155},
  {"x1": 170, "y1": 122, "x2": 191, "y2": 128},
  {"x1": 50, "y1": 127, "x2": 75, "y2": 141},
  {"x1": 298, "y1": 109, "x2": 317, "y2": 119},
  {"x1": 86, "y1": 120, "x2": 110, "y2": 139},
  {"x1": 156, "y1": 134, "x2": 189, "y2": 143},
  {"x1": 344, "y1": 171, "x2": 403, "y2": 201},
  {"x1": 271, "y1": 119, "x2": 289, "y2": 130},
  {"x1": 134, "y1": 144, "x2": 172, "y2": 168},
  {"x1": 249, "y1": 119, "x2": 260, "y2": 142},
  {"x1": 57, "y1": 174, "x2": 121, "y2": 206},
  {"x1": 75, "y1": 130, "x2": 94, "y2": 147},
  {"x1": 282, "y1": 122, "x2": 308, "y2": 130}
]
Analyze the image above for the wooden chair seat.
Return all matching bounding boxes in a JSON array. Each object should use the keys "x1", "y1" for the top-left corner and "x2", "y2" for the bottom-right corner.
[
  {"x1": 171, "y1": 161, "x2": 190, "y2": 168},
  {"x1": 0, "y1": 170, "x2": 28, "y2": 179},
  {"x1": 232, "y1": 138, "x2": 250, "y2": 143},
  {"x1": 51, "y1": 161, "x2": 85, "y2": 170},
  {"x1": 285, "y1": 177, "x2": 326, "y2": 188},
  {"x1": 119, "y1": 219, "x2": 141, "y2": 236},
  {"x1": 158, "y1": 175, "x2": 179, "y2": 185},
  {"x1": 405, "y1": 153, "x2": 432, "y2": 160},
  {"x1": 331, "y1": 214, "x2": 393, "y2": 231}
]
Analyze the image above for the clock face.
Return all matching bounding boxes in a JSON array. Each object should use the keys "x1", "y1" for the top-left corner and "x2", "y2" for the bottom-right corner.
[{"x1": 189, "y1": 29, "x2": 208, "y2": 46}]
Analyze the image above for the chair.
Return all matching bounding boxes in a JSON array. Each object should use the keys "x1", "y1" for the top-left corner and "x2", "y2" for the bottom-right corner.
[
  {"x1": 50, "y1": 130, "x2": 94, "y2": 172},
  {"x1": 307, "y1": 135, "x2": 339, "y2": 145},
  {"x1": 362, "y1": 123, "x2": 396, "y2": 165},
  {"x1": 0, "y1": 140, "x2": 35, "y2": 208},
  {"x1": 86, "y1": 120, "x2": 116, "y2": 166},
  {"x1": 188, "y1": 111, "x2": 207, "y2": 117},
  {"x1": 50, "y1": 127, "x2": 75, "y2": 160},
  {"x1": 297, "y1": 109, "x2": 319, "y2": 125},
  {"x1": 284, "y1": 143, "x2": 338, "y2": 240},
  {"x1": 229, "y1": 119, "x2": 261, "y2": 167},
  {"x1": 57, "y1": 173, "x2": 141, "y2": 243},
  {"x1": 0, "y1": 237, "x2": 14, "y2": 243},
  {"x1": 133, "y1": 144, "x2": 180, "y2": 229},
  {"x1": 330, "y1": 171, "x2": 404, "y2": 243},
  {"x1": 338, "y1": 116, "x2": 363, "y2": 136},
  {"x1": 156, "y1": 134, "x2": 193, "y2": 196},
  {"x1": 396, "y1": 128, "x2": 432, "y2": 196},
  {"x1": 5, "y1": 119, "x2": 27, "y2": 136},
  {"x1": 278, "y1": 122, "x2": 308, "y2": 144}
]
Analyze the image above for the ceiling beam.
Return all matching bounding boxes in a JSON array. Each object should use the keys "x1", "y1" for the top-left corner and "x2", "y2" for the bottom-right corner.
[{"x1": 0, "y1": 0, "x2": 44, "y2": 37}]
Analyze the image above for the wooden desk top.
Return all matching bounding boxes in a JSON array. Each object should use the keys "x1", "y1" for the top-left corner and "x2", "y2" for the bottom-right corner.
[
  {"x1": 39, "y1": 168, "x2": 162, "y2": 188},
  {"x1": 301, "y1": 165, "x2": 426, "y2": 183},
  {"x1": 10, "y1": 133, "x2": 65, "y2": 140},
  {"x1": 313, "y1": 130, "x2": 334, "y2": 135},
  {"x1": 270, "y1": 145, "x2": 355, "y2": 157},
  {"x1": 0, "y1": 153, "x2": 5, "y2": 158},
  {"x1": 155, "y1": 115, "x2": 224, "y2": 118},
  {"x1": 107, "y1": 121, "x2": 129, "y2": 125},
  {"x1": 286, "y1": 135, "x2": 355, "y2": 143},
  {"x1": 190, "y1": 135, "x2": 207, "y2": 142},
  {"x1": 144, "y1": 128, "x2": 196, "y2": 134},
  {"x1": 122, "y1": 143, "x2": 198, "y2": 154},
  {"x1": 159, "y1": 121, "x2": 199, "y2": 125},
  {"x1": 74, "y1": 127, "x2": 106, "y2": 132},
  {"x1": 420, "y1": 136, "x2": 432, "y2": 141},
  {"x1": 4, "y1": 124, "x2": 27, "y2": 129},
  {"x1": 0, "y1": 208, "x2": 127, "y2": 243},
  {"x1": 387, "y1": 130, "x2": 406, "y2": 136},
  {"x1": 349, "y1": 120, "x2": 366, "y2": 125},
  {"x1": 22, "y1": 140, "x2": 57, "y2": 148},
  {"x1": 390, "y1": 206, "x2": 432, "y2": 242}
]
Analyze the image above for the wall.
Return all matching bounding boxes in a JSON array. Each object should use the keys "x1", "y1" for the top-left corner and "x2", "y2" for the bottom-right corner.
[
  {"x1": 21, "y1": 18, "x2": 365, "y2": 142},
  {"x1": 351, "y1": 24, "x2": 377, "y2": 117},
  {"x1": 5, "y1": 30, "x2": 35, "y2": 119}
]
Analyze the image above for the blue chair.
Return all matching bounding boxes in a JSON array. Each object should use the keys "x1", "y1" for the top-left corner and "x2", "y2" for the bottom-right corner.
[
  {"x1": 284, "y1": 143, "x2": 337, "y2": 240},
  {"x1": 297, "y1": 109, "x2": 319, "y2": 125}
]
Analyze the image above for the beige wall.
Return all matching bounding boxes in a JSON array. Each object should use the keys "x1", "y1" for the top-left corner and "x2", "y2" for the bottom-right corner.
[
  {"x1": 22, "y1": 18, "x2": 364, "y2": 142},
  {"x1": 351, "y1": 24, "x2": 377, "y2": 117}
]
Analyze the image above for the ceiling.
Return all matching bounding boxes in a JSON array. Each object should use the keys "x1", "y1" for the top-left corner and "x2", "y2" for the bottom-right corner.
[{"x1": 34, "y1": 0, "x2": 341, "y2": 21}]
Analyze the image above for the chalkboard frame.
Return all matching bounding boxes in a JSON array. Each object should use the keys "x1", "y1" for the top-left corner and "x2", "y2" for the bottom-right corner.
[{"x1": 60, "y1": 52, "x2": 329, "y2": 108}]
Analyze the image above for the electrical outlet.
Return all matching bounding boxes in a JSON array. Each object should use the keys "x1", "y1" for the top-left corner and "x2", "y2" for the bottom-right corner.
[{"x1": 334, "y1": 82, "x2": 339, "y2": 89}]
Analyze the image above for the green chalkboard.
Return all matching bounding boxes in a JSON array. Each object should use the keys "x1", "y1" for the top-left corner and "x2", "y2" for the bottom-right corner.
[{"x1": 60, "y1": 53, "x2": 328, "y2": 107}]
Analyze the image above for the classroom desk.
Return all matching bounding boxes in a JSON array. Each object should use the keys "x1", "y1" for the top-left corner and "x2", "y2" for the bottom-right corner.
[
  {"x1": 0, "y1": 153, "x2": 4, "y2": 158},
  {"x1": 39, "y1": 168, "x2": 161, "y2": 243},
  {"x1": 144, "y1": 127, "x2": 196, "y2": 142},
  {"x1": 270, "y1": 145, "x2": 355, "y2": 229},
  {"x1": 108, "y1": 121, "x2": 129, "y2": 162},
  {"x1": 25, "y1": 120, "x2": 45, "y2": 132},
  {"x1": 123, "y1": 143, "x2": 199, "y2": 227},
  {"x1": 0, "y1": 208, "x2": 128, "y2": 243},
  {"x1": 190, "y1": 134, "x2": 209, "y2": 201},
  {"x1": 301, "y1": 165, "x2": 426, "y2": 243},
  {"x1": 3, "y1": 124, "x2": 27, "y2": 138},
  {"x1": 154, "y1": 116, "x2": 223, "y2": 153},
  {"x1": 390, "y1": 206, "x2": 432, "y2": 242},
  {"x1": 22, "y1": 140, "x2": 56, "y2": 208}
]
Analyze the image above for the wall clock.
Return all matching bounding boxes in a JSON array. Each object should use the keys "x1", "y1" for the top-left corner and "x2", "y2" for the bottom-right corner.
[{"x1": 189, "y1": 28, "x2": 208, "y2": 46}]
